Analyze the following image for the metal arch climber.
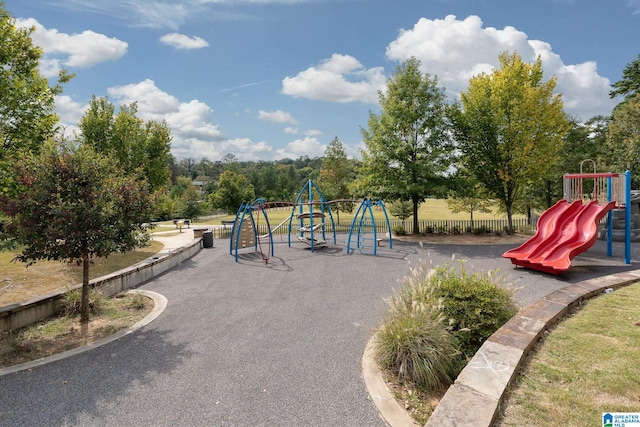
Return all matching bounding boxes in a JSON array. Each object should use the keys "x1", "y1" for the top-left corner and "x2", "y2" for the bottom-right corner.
[
  {"x1": 229, "y1": 198, "x2": 274, "y2": 263},
  {"x1": 346, "y1": 198, "x2": 393, "y2": 255},
  {"x1": 287, "y1": 179, "x2": 337, "y2": 252}
]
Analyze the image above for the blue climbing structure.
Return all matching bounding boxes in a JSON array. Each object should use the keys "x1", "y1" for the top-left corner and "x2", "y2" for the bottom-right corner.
[
  {"x1": 346, "y1": 198, "x2": 393, "y2": 255},
  {"x1": 229, "y1": 198, "x2": 273, "y2": 262},
  {"x1": 287, "y1": 179, "x2": 336, "y2": 252}
]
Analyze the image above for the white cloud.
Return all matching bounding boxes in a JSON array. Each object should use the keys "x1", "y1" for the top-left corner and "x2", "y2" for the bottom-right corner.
[
  {"x1": 284, "y1": 127, "x2": 299, "y2": 134},
  {"x1": 16, "y1": 18, "x2": 128, "y2": 77},
  {"x1": 282, "y1": 54, "x2": 386, "y2": 104},
  {"x1": 304, "y1": 129, "x2": 322, "y2": 136},
  {"x1": 385, "y1": 14, "x2": 616, "y2": 120},
  {"x1": 275, "y1": 136, "x2": 326, "y2": 159},
  {"x1": 258, "y1": 110, "x2": 297, "y2": 124},
  {"x1": 104, "y1": 80, "x2": 272, "y2": 161},
  {"x1": 160, "y1": 33, "x2": 209, "y2": 49}
]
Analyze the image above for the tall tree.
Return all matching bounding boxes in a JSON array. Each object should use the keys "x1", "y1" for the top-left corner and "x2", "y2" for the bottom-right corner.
[
  {"x1": 318, "y1": 137, "x2": 353, "y2": 222},
  {"x1": 79, "y1": 97, "x2": 172, "y2": 192},
  {"x1": 450, "y1": 51, "x2": 570, "y2": 232},
  {"x1": 360, "y1": 57, "x2": 452, "y2": 234},
  {"x1": 2, "y1": 141, "x2": 152, "y2": 322},
  {"x1": 609, "y1": 54, "x2": 640, "y2": 100},
  {"x1": 0, "y1": 4, "x2": 72, "y2": 198},
  {"x1": 209, "y1": 170, "x2": 255, "y2": 214},
  {"x1": 606, "y1": 93, "x2": 640, "y2": 188}
]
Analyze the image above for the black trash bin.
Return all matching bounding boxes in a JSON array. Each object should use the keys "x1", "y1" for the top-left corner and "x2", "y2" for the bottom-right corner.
[{"x1": 202, "y1": 230, "x2": 214, "y2": 248}]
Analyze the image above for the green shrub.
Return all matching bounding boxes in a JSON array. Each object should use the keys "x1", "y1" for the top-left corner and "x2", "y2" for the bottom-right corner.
[
  {"x1": 472, "y1": 225, "x2": 491, "y2": 234},
  {"x1": 431, "y1": 263, "x2": 518, "y2": 357},
  {"x1": 392, "y1": 225, "x2": 407, "y2": 236},
  {"x1": 375, "y1": 260, "x2": 519, "y2": 392}
]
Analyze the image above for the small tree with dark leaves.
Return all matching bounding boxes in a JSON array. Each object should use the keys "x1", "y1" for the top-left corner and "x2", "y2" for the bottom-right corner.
[{"x1": 1, "y1": 141, "x2": 153, "y2": 322}]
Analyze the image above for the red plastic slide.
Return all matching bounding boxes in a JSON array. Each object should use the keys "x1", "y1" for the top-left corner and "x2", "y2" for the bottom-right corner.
[{"x1": 503, "y1": 200, "x2": 616, "y2": 275}]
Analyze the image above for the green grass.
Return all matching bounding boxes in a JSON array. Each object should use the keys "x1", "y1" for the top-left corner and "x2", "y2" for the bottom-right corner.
[
  {"x1": 497, "y1": 282, "x2": 640, "y2": 426},
  {"x1": 0, "y1": 240, "x2": 164, "y2": 306},
  {"x1": 181, "y1": 199, "x2": 526, "y2": 226}
]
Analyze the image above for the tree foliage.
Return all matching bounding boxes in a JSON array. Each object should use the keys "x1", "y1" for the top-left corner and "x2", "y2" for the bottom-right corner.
[
  {"x1": 2, "y1": 141, "x2": 153, "y2": 322},
  {"x1": 360, "y1": 57, "x2": 452, "y2": 234},
  {"x1": 606, "y1": 93, "x2": 640, "y2": 188},
  {"x1": 318, "y1": 137, "x2": 354, "y2": 221},
  {"x1": 79, "y1": 96, "x2": 172, "y2": 192},
  {"x1": 209, "y1": 171, "x2": 255, "y2": 214},
  {"x1": 451, "y1": 51, "x2": 570, "y2": 232},
  {"x1": 0, "y1": 4, "x2": 72, "y2": 197},
  {"x1": 609, "y1": 53, "x2": 640, "y2": 100}
]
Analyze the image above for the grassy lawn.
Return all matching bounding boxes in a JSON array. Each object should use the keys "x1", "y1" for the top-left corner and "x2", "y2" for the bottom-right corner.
[
  {"x1": 496, "y1": 282, "x2": 640, "y2": 426},
  {"x1": 186, "y1": 198, "x2": 527, "y2": 226},
  {"x1": 0, "y1": 240, "x2": 163, "y2": 307}
]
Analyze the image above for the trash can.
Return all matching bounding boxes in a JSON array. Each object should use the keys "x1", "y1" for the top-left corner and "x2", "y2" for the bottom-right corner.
[{"x1": 202, "y1": 230, "x2": 214, "y2": 248}]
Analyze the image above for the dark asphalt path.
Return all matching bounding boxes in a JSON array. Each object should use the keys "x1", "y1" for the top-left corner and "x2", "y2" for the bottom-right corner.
[{"x1": 1, "y1": 236, "x2": 637, "y2": 426}]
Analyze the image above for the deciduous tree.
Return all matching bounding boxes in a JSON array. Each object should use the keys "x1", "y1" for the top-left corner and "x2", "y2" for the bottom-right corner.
[
  {"x1": 0, "y1": 3, "x2": 72, "y2": 198},
  {"x1": 2, "y1": 141, "x2": 152, "y2": 322},
  {"x1": 318, "y1": 137, "x2": 353, "y2": 222},
  {"x1": 79, "y1": 97, "x2": 171, "y2": 192},
  {"x1": 360, "y1": 57, "x2": 452, "y2": 234},
  {"x1": 209, "y1": 170, "x2": 255, "y2": 214},
  {"x1": 450, "y1": 51, "x2": 570, "y2": 232}
]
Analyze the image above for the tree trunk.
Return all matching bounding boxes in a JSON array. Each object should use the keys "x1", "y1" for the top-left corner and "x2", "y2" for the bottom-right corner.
[
  {"x1": 81, "y1": 253, "x2": 90, "y2": 323},
  {"x1": 412, "y1": 195, "x2": 420, "y2": 235},
  {"x1": 506, "y1": 205, "x2": 514, "y2": 235}
]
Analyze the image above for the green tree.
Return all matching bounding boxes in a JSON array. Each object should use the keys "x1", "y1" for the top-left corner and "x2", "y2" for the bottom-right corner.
[
  {"x1": 209, "y1": 170, "x2": 255, "y2": 214},
  {"x1": 609, "y1": 54, "x2": 640, "y2": 100},
  {"x1": 360, "y1": 57, "x2": 452, "y2": 234},
  {"x1": 387, "y1": 200, "x2": 413, "y2": 231},
  {"x1": 450, "y1": 51, "x2": 570, "y2": 233},
  {"x1": 318, "y1": 137, "x2": 353, "y2": 223},
  {"x1": 445, "y1": 169, "x2": 492, "y2": 229},
  {"x1": 79, "y1": 97, "x2": 171, "y2": 192},
  {"x1": 606, "y1": 93, "x2": 640, "y2": 188},
  {"x1": 1, "y1": 141, "x2": 152, "y2": 322},
  {"x1": 0, "y1": 3, "x2": 72, "y2": 198}
]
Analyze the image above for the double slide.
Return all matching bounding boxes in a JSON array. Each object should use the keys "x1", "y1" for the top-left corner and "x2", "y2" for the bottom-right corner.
[{"x1": 503, "y1": 199, "x2": 616, "y2": 275}]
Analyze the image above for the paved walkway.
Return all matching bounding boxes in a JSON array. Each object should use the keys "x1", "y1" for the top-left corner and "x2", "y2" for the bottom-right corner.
[{"x1": 0, "y1": 233, "x2": 638, "y2": 426}]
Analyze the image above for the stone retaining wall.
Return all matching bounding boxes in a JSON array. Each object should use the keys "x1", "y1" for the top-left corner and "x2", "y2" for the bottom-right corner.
[{"x1": 0, "y1": 239, "x2": 202, "y2": 332}]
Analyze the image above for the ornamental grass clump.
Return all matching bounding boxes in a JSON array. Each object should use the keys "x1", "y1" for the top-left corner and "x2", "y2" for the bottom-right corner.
[
  {"x1": 375, "y1": 262, "x2": 461, "y2": 391},
  {"x1": 375, "y1": 260, "x2": 518, "y2": 392}
]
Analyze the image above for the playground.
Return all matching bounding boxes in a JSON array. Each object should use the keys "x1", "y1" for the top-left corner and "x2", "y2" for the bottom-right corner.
[{"x1": 2, "y1": 169, "x2": 639, "y2": 425}]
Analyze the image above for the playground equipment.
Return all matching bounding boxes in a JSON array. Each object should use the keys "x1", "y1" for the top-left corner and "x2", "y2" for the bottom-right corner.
[
  {"x1": 347, "y1": 198, "x2": 393, "y2": 255},
  {"x1": 287, "y1": 179, "x2": 336, "y2": 252},
  {"x1": 227, "y1": 179, "x2": 395, "y2": 262},
  {"x1": 229, "y1": 198, "x2": 273, "y2": 263},
  {"x1": 503, "y1": 161, "x2": 631, "y2": 275}
]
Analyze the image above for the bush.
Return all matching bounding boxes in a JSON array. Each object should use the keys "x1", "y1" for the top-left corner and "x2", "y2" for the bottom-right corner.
[
  {"x1": 431, "y1": 263, "x2": 518, "y2": 357},
  {"x1": 392, "y1": 224, "x2": 407, "y2": 236},
  {"x1": 472, "y1": 225, "x2": 491, "y2": 235},
  {"x1": 375, "y1": 260, "x2": 519, "y2": 391}
]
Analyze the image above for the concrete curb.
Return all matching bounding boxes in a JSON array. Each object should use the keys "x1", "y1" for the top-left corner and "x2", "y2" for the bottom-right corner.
[
  {"x1": 0, "y1": 290, "x2": 168, "y2": 377},
  {"x1": 364, "y1": 270, "x2": 640, "y2": 427},
  {"x1": 362, "y1": 336, "x2": 420, "y2": 427}
]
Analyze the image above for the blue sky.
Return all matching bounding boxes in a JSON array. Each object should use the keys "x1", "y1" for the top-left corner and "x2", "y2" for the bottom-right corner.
[{"x1": 7, "y1": 0, "x2": 640, "y2": 161}]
